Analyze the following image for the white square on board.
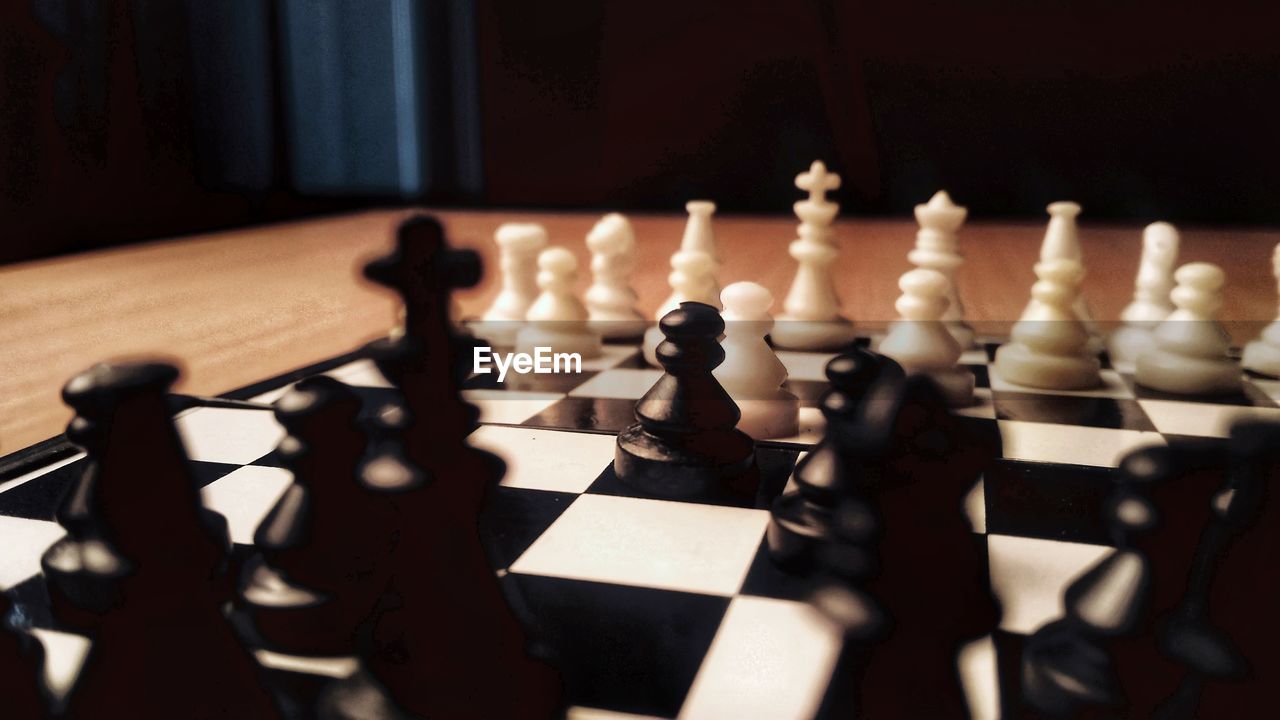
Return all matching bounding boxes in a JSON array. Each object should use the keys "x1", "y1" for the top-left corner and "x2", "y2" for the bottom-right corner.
[{"x1": 471, "y1": 426, "x2": 616, "y2": 493}]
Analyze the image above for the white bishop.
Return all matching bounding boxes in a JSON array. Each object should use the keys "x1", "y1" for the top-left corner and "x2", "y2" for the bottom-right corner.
[{"x1": 1107, "y1": 222, "x2": 1180, "y2": 370}]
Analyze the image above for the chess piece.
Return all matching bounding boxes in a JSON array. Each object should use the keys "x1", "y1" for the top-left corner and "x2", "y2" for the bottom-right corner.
[
  {"x1": 617, "y1": 302, "x2": 758, "y2": 499},
  {"x1": 1109, "y1": 222, "x2": 1180, "y2": 371},
  {"x1": 768, "y1": 348, "x2": 886, "y2": 572},
  {"x1": 713, "y1": 282, "x2": 800, "y2": 439},
  {"x1": 584, "y1": 213, "x2": 645, "y2": 340},
  {"x1": 994, "y1": 258, "x2": 1102, "y2": 389},
  {"x1": 878, "y1": 268, "x2": 976, "y2": 406},
  {"x1": 477, "y1": 223, "x2": 548, "y2": 346},
  {"x1": 44, "y1": 362, "x2": 277, "y2": 718},
  {"x1": 0, "y1": 594, "x2": 46, "y2": 718},
  {"x1": 1036, "y1": 201, "x2": 1102, "y2": 352},
  {"x1": 1241, "y1": 242, "x2": 1280, "y2": 377},
  {"x1": 680, "y1": 199, "x2": 720, "y2": 261},
  {"x1": 1135, "y1": 262, "x2": 1241, "y2": 396},
  {"x1": 643, "y1": 249, "x2": 719, "y2": 366},
  {"x1": 514, "y1": 246, "x2": 603, "y2": 364},
  {"x1": 908, "y1": 190, "x2": 975, "y2": 348},
  {"x1": 772, "y1": 160, "x2": 858, "y2": 350}
]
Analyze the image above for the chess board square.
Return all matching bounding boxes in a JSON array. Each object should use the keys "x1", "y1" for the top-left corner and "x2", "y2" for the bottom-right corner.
[
  {"x1": 198, "y1": 465, "x2": 294, "y2": 545},
  {"x1": 990, "y1": 369, "x2": 1133, "y2": 399},
  {"x1": 521, "y1": 396, "x2": 636, "y2": 433},
  {"x1": 175, "y1": 407, "x2": 285, "y2": 464},
  {"x1": 988, "y1": 534, "x2": 1113, "y2": 634},
  {"x1": 738, "y1": 539, "x2": 812, "y2": 602},
  {"x1": 992, "y1": 392, "x2": 1155, "y2": 431},
  {"x1": 1250, "y1": 378, "x2": 1280, "y2": 404},
  {"x1": 502, "y1": 573, "x2": 728, "y2": 718},
  {"x1": 775, "y1": 351, "x2": 839, "y2": 382},
  {"x1": 463, "y1": 389, "x2": 563, "y2": 425},
  {"x1": 510, "y1": 494, "x2": 769, "y2": 596},
  {"x1": 472, "y1": 426, "x2": 617, "y2": 493},
  {"x1": 960, "y1": 348, "x2": 991, "y2": 365},
  {"x1": 479, "y1": 486, "x2": 577, "y2": 570},
  {"x1": 4, "y1": 575, "x2": 54, "y2": 629},
  {"x1": 967, "y1": 364, "x2": 991, "y2": 389},
  {"x1": 678, "y1": 596, "x2": 842, "y2": 720},
  {"x1": 1138, "y1": 398, "x2": 1280, "y2": 438},
  {"x1": 983, "y1": 460, "x2": 1115, "y2": 544},
  {"x1": 581, "y1": 346, "x2": 645, "y2": 371},
  {"x1": 0, "y1": 456, "x2": 82, "y2": 521},
  {"x1": 568, "y1": 369, "x2": 664, "y2": 400},
  {"x1": 998, "y1": 420, "x2": 1166, "y2": 468},
  {"x1": 955, "y1": 389, "x2": 997, "y2": 420},
  {"x1": 1126, "y1": 375, "x2": 1275, "y2": 408},
  {"x1": 782, "y1": 380, "x2": 828, "y2": 408},
  {"x1": 760, "y1": 406, "x2": 825, "y2": 447},
  {"x1": 465, "y1": 370, "x2": 599, "y2": 394},
  {"x1": 0, "y1": 515, "x2": 66, "y2": 590}
]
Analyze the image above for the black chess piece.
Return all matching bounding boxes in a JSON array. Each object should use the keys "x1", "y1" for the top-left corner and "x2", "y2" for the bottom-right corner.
[
  {"x1": 244, "y1": 376, "x2": 398, "y2": 662},
  {"x1": 1175, "y1": 420, "x2": 1280, "y2": 717},
  {"x1": 768, "y1": 348, "x2": 884, "y2": 572},
  {"x1": 358, "y1": 216, "x2": 563, "y2": 719},
  {"x1": 42, "y1": 362, "x2": 277, "y2": 718},
  {"x1": 1, "y1": 593, "x2": 47, "y2": 717},
  {"x1": 838, "y1": 365, "x2": 1001, "y2": 719},
  {"x1": 615, "y1": 302, "x2": 757, "y2": 499}
]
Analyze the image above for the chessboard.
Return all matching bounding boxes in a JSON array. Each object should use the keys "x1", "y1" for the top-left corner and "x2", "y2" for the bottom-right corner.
[{"x1": 4, "y1": 332, "x2": 1279, "y2": 719}]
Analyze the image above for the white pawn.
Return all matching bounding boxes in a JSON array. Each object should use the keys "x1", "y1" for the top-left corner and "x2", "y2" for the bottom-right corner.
[
  {"x1": 879, "y1": 268, "x2": 975, "y2": 406},
  {"x1": 1035, "y1": 201, "x2": 1103, "y2": 353},
  {"x1": 643, "y1": 249, "x2": 720, "y2": 366},
  {"x1": 476, "y1": 223, "x2": 549, "y2": 346},
  {"x1": 514, "y1": 247, "x2": 602, "y2": 367},
  {"x1": 773, "y1": 160, "x2": 857, "y2": 350},
  {"x1": 585, "y1": 213, "x2": 646, "y2": 339},
  {"x1": 713, "y1": 282, "x2": 800, "y2": 439},
  {"x1": 908, "y1": 190, "x2": 975, "y2": 348},
  {"x1": 1108, "y1": 222, "x2": 1180, "y2": 371},
  {"x1": 1243, "y1": 243, "x2": 1280, "y2": 377},
  {"x1": 994, "y1": 258, "x2": 1102, "y2": 389},
  {"x1": 1136, "y1": 262, "x2": 1240, "y2": 395}
]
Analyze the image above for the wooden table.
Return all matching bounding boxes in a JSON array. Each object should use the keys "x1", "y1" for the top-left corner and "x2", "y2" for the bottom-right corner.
[{"x1": 2, "y1": 209, "x2": 1276, "y2": 451}]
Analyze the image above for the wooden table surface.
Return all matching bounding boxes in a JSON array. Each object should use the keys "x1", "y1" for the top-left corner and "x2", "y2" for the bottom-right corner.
[{"x1": 2, "y1": 208, "x2": 1277, "y2": 452}]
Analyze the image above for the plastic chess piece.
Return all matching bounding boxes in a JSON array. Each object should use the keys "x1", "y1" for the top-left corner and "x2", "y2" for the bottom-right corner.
[
  {"x1": 584, "y1": 213, "x2": 645, "y2": 340},
  {"x1": 1241, "y1": 243, "x2": 1280, "y2": 377},
  {"x1": 1135, "y1": 262, "x2": 1241, "y2": 396},
  {"x1": 994, "y1": 258, "x2": 1102, "y2": 389},
  {"x1": 878, "y1": 268, "x2": 976, "y2": 406},
  {"x1": 643, "y1": 249, "x2": 719, "y2": 366},
  {"x1": 1036, "y1": 201, "x2": 1102, "y2": 353},
  {"x1": 616, "y1": 302, "x2": 758, "y2": 499},
  {"x1": 773, "y1": 160, "x2": 858, "y2": 350},
  {"x1": 514, "y1": 246, "x2": 603, "y2": 365},
  {"x1": 908, "y1": 190, "x2": 975, "y2": 348},
  {"x1": 767, "y1": 348, "x2": 886, "y2": 572},
  {"x1": 477, "y1": 223, "x2": 548, "y2": 346},
  {"x1": 45, "y1": 362, "x2": 277, "y2": 718},
  {"x1": 713, "y1": 282, "x2": 800, "y2": 439},
  {"x1": 680, "y1": 199, "x2": 720, "y2": 261},
  {"x1": 1108, "y1": 222, "x2": 1180, "y2": 371}
]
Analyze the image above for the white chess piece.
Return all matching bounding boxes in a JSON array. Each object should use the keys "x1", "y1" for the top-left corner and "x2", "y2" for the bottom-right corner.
[
  {"x1": 713, "y1": 282, "x2": 800, "y2": 439},
  {"x1": 772, "y1": 160, "x2": 857, "y2": 350},
  {"x1": 994, "y1": 258, "x2": 1102, "y2": 389},
  {"x1": 879, "y1": 268, "x2": 975, "y2": 406},
  {"x1": 1035, "y1": 201, "x2": 1103, "y2": 354},
  {"x1": 1108, "y1": 222, "x2": 1180, "y2": 371},
  {"x1": 1243, "y1": 243, "x2": 1280, "y2": 377},
  {"x1": 514, "y1": 247, "x2": 602, "y2": 368},
  {"x1": 681, "y1": 200, "x2": 720, "y2": 260},
  {"x1": 908, "y1": 191, "x2": 975, "y2": 348},
  {"x1": 644, "y1": 249, "x2": 720, "y2": 366},
  {"x1": 476, "y1": 223, "x2": 548, "y2": 346},
  {"x1": 585, "y1": 213, "x2": 645, "y2": 339},
  {"x1": 1136, "y1": 262, "x2": 1240, "y2": 395}
]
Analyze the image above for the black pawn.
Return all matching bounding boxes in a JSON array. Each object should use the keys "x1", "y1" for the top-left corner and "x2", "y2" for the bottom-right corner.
[
  {"x1": 614, "y1": 302, "x2": 756, "y2": 499},
  {"x1": 768, "y1": 348, "x2": 883, "y2": 572},
  {"x1": 42, "y1": 362, "x2": 276, "y2": 718}
]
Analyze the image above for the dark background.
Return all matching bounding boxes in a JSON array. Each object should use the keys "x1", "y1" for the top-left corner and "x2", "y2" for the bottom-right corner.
[{"x1": 2, "y1": 0, "x2": 1278, "y2": 264}]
